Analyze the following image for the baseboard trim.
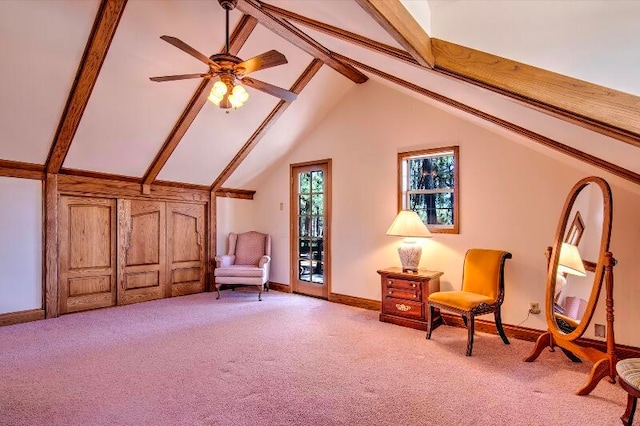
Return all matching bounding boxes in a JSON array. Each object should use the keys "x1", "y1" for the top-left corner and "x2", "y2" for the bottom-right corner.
[
  {"x1": 0, "y1": 309, "x2": 45, "y2": 327},
  {"x1": 268, "y1": 282, "x2": 292, "y2": 293},
  {"x1": 317, "y1": 294, "x2": 640, "y2": 359},
  {"x1": 440, "y1": 313, "x2": 640, "y2": 359},
  {"x1": 329, "y1": 293, "x2": 381, "y2": 311}
]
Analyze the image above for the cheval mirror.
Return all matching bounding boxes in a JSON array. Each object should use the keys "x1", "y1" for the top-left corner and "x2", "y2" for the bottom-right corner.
[{"x1": 524, "y1": 176, "x2": 617, "y2": 395}]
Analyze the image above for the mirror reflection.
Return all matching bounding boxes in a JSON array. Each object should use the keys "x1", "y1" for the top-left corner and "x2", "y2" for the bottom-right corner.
[{"x1": 552, "y1": 182, "x2": 604, "y2": 334}]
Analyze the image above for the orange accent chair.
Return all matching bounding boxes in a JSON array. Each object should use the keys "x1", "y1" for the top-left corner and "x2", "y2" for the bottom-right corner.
[{"x1": 426, "y1": 249, "x2": 512, "y2": 356}]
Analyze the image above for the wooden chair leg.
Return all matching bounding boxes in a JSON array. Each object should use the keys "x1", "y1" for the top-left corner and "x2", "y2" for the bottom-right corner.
[
  {"x1": 494, "y1": 309, "x2": 510, "y2": 345},
  {"x1": 426, "y1": 305, "x2": 434, "y2": 340},
  {"x1": 215, "y1": 284, "x2": 221, "y2": 300},
  {"x1": 621, "y1": 392, "x2": 637, "y2": 426},
  {"x1": 258, "y1": 285, "x2": 262, "y2": 301},
  {"x1": 461, "y1": 315, "x2": 468, "y2": 328},
  {"x1": 466, "y1": 314, "x2": 475, "y2": 356}
]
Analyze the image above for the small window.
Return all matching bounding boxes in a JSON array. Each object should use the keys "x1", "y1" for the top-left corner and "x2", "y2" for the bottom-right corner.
[{"x1": 398, "y1": 146, "x2": 459, "y2": 234}]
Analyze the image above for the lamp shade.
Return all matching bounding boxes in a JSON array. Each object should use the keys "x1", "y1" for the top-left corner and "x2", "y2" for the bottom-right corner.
[
  {"x1": 558, "y1": 242, "x2": 587, "y2": 276},
  {"x1": 386, "y1": 210, "x2": 432, "y2": 238}
]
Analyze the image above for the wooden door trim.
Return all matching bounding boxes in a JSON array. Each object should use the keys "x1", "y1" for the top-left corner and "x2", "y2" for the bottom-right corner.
[
  {"x1": 290, "y1": 159, "x2": 332, "y2": 298},
  {"x1": 44, "y1": 174, "x2": 59, "y2": 318}
]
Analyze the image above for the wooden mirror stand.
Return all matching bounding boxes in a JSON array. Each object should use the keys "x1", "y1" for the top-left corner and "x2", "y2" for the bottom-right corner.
[{"x1": 524, "y1": 176, "x2": 617, "y2": 395}]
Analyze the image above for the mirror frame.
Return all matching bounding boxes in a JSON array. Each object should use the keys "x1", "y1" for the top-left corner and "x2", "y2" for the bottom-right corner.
[
  {"x1": 546, "y1": 176, "x2": 612, "y2": 340},
  {"x1": 525, "y1": 176, "x2": 617, "y2": 396}
]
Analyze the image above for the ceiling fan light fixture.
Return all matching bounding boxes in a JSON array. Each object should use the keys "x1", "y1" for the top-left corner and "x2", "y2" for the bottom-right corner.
[
  {"x1": 212, "y1": 80, "x2": 228, "y2": 97},
  {"x1": 232, "y1": 84, "x2": 249, "y2": 103}
]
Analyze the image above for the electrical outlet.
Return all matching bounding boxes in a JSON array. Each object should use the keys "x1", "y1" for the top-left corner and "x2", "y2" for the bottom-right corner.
[
  {"x1": 595, "y1": 323, "x2": 606, "y2": 337},
  {"x1": 529, "y1": 302, "x2": 541, "y2": 315}
]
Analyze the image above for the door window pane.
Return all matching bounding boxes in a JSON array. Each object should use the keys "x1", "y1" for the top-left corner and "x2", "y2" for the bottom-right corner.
[
  {"x1": 299, "y1": 195, "x2": 310, "y2": 215},
  {"x1": 312, "y1": 194, "x2": 323, "y2": 215},
  {"x1": 311, "y1": 171, "x2": 323, "y2": 192},
  {"x1": 299, "y1": 172, "x2": 311, "y2": 194}
]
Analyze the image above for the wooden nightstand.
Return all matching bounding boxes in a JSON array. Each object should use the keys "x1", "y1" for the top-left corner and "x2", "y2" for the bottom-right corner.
[{"x1": 377, "y1": 267, "x2": 444, "y2": 331}]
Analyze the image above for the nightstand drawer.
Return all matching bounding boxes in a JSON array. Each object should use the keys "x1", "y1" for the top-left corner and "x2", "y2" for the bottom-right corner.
[
  {"x1": 382, "y1": 298, "x2": 423, "y2": 320},
  {"x1": 385, "y1": 278, "x2": 420, "y2": 291},
  {"x1": 385, "y1": 287, "x2": 420, "y2": 300}
]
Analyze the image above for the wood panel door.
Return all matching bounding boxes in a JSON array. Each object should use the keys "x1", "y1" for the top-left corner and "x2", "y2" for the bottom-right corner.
[
  {"x1": 117, "y1": 199, "x2": 166, "y2": 305},
  {"x1": 167, "y1": 203, "x2": 205, "y2": 296},
  {"x1": 59, "y1": 196, "x2": 117, "y2": 314}
]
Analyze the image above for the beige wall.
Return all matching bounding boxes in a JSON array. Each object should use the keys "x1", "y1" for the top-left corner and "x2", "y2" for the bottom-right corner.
[
  {"x1": 225, "y1": 81, "x2": 640, "y2": 347},
  {"x1": 0, "y1": 177, "x2": 42, "y2": 314}
]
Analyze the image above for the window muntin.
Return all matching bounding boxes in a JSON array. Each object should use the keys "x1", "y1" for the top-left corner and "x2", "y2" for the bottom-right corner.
[{"x1": 399, "y1": 146, "x2": 459, "y2": 234}]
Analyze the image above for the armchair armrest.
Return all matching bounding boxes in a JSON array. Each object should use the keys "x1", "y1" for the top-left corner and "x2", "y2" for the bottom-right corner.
[
  {"x1": 259, "y1": 255, "x2": 271, "y2": 268},
  {"x1": 215, "y1": 255, "x2": 235, "y2": 268}
]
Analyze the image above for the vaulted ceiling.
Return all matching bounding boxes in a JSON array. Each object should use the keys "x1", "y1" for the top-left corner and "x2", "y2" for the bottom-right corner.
[{"x1": 1, "y1": 0, "x2": 638, "y2": 192}]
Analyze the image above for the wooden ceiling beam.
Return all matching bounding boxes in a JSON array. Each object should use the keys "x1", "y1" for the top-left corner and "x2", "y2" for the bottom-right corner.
[
  {"x1": 264, "y1": 4, "x2": 640, "y2": 149},
  {"x1": 141, "y1": 15, "x2": 258, "y2": 191},
  {"x1": 45, "y1": 0, "x2": 128, "y2": 174},
  {"x1": 431, "y1": 40, "x2": 640, "y2": 149},
  {"x1": 210, "y1": 59, "x2": 324, "y2": 191},
  {"x1": 261, "y1": 3, "x2": 413, "y2": 63},
  {"x1": 335, "y1": 53, "x2": 640, "y2": 187},
  {"x1": 236, "y1": 0, "x2": 367, "y2": 84},
  {"x1": 354, "y1": 0, "x2": 434, "y2": 68}
]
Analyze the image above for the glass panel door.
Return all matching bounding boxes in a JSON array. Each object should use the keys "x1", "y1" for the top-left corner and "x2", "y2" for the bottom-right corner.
[{"x1": 291, "y1": 161, "x2": 330, "y2": 298}]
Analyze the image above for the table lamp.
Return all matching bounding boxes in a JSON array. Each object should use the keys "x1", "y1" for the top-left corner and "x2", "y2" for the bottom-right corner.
[{"x1": 386, "y1": 210, "x2": 432, "y2": 272}]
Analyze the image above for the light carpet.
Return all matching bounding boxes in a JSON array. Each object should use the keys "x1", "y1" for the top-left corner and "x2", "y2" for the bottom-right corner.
[{"x1": 0, "y1": 291, "x2": 627, "y2": 425}]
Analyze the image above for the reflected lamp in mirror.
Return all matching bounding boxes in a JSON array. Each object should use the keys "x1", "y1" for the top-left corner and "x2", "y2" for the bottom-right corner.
[
  {"x1": 558, "y1": 242, "x2": 587, "y2": 277},
  {"x1": 555, "y1": 242, "x2": 587, "y2": 299},
  {"x1": 386, "y1": 210, "x2": 432, "y2": 272}
]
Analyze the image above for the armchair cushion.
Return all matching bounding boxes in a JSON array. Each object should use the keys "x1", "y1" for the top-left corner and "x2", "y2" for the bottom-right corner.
[
  {"x1": 215, "y1": 265, "x2": 266, "y2": 278},
  {"x1": 235, "y1": 232, "x2": 267, "y2": 265}
]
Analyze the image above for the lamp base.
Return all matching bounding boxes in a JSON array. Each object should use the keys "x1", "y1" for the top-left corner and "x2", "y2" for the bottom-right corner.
[{"x1": 398, "y1": 240, "x2": 422, "y2": 273}]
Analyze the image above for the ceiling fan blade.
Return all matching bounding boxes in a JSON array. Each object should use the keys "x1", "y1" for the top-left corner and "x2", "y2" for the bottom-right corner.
[
  {"x1": 159, "y1": 35, "x2": 221, "y2": 71},
  {"x1": 241, "y1": 77, "x2": 297, "y2": 102},
  {"x1": 235, "y1": 50, "x2": 288, "y2": 75},
  {"x1": 150, "y1": 73, "x2": 209, "y2": 82}
]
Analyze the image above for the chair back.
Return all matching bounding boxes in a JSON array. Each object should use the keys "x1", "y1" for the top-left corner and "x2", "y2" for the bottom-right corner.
[
  {"x1": 229, "y1": 231, "x2": 270, "y2": 266},
  {"x1": 461, "y1": 249, "x2": 511, "y2": 301}
]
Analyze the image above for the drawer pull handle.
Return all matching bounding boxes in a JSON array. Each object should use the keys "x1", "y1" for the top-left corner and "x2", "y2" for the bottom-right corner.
[
  {"x1": 411, "y1": 283, "x2": 416, "y2": 288},
  {"x1": 413, "y1": 294, "x2": 417, "y2": 298},
  {"x1": 388, "y1": 280, "x2": 392, "y2": 285},
  {"x1": 395, "y1": 304, "x2": 411, "y2": 312},
  {"x1": 388, "y1": 290, "x2": 393, "y2": 294}
]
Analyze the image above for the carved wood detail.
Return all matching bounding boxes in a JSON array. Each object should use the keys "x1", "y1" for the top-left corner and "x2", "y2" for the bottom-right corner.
[{"x1": 167, "y1": 203, "x2": 206, "y2": 297}]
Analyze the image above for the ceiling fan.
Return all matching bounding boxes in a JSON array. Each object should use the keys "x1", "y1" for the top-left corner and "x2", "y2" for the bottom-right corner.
[{"x1": 150, "y1": 0, "x2": 296, "y2": 110}]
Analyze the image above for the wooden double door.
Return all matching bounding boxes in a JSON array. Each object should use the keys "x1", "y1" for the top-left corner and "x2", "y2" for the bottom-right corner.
[{"x1": 59, "y1": 196, "x2": 206, "y2": 314}]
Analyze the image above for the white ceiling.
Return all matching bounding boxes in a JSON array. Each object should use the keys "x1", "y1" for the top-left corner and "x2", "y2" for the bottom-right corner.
[{"x1": 0, "y1": 0, "x2": 637, "y2": 189}]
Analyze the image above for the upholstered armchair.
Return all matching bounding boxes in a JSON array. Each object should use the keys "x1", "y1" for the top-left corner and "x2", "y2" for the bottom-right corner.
[
  {"x1": 426, "y1": 249, "x2": 512, "y2": 356},
  {"x1": 214, "y1": 231, "x2": 271, "y2": 301}
]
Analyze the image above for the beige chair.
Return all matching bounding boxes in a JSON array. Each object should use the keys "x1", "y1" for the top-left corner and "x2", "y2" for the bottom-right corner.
[{"x1": 214, "y1": 231, "x2": 271, "y2": 301}]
